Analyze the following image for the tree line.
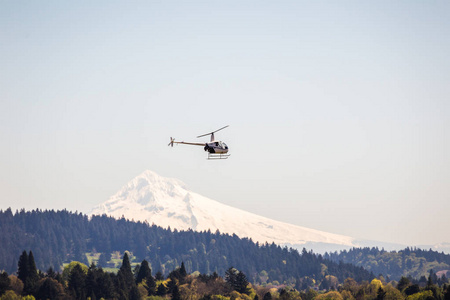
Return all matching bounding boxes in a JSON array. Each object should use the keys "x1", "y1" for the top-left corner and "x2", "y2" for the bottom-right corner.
[
  {"x1": 0, "y1": 209, "x2": 372, "y2": 285},
  {"x1": 324, "y1": 247, "x2": 450, "y2": 281},
  {"x1": 0, "y1": 249, "x2": 266, "y2": 300},
  {"x1": 1, "y1": 250, "x2": 450, "y2": 300}
]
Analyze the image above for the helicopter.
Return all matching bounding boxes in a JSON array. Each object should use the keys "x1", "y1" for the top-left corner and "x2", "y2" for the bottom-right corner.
[{"x1": 168, "y1": 125, "x2": 230, "y2": 160}]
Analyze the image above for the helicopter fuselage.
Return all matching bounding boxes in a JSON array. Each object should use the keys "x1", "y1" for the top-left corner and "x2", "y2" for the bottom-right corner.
[
  {"x1": 168, "y1": 125, "x2": 230, "y2": 159},
  {"x1": 205, "y1": 141, "x2": 228, "y2": 154}
]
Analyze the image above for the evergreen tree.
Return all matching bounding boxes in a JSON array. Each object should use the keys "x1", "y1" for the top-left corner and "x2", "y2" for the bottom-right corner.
[
  {"x1": 117, "y1": 252, "x2": 136, "y2": 299},
  {"x1": 397, "y1": 276, "x2": 410, "y2": 291},
  {"x1": 133, "y1": 264, "x2": 140, "y2": 280},
  {"x1": 136, "y1": 259, "x2": 156, "y2": 295},
  {"x1": 236, "y1": 271, "x2": 251, "y2": 294},
  {"x1": 27, "y1": 251, "x2": 38, "y2": 282},
  {"x1": 439, "y1": 274, "x2": 448, "y2": 286},
  {"x1": 130, "y1": 284, "x2": 140, "y2": 300},
  {"x1": 17, "y1": 251, "x2": 29, "y2": 283},
  {"x1": 147, "y1": 275, "x2": 157, "y2": 295},
  {"x1": 376, "y1": 287, "x2": 386, "y2": 300},
  {"x1": 156, "y1": 283, "x2": 167, "y2": 296},
  {"x1": 46, "y1": 267, "x2": 56, "y2": 279},
  {"x1": 444, "y1": 284, "x2": 450, "y2": 300},
  {"x1": 155, "y1": 271, "x2": 164, "y2": 281},
  {"x1": 0, "y1": 272, "x2": 10, "y2": 296},
  {"x1": 180, "y1": 262, "x2": 187, "y2": 277},
  {"x1": 86, "y1": 263, "x2": 99, "y2": 299},
  {"x1": 225, "y1": 267, "x2": 238, "y2": 288},
  {"x1": 167, "y1": 277, "x2": 178, "y2": 294},
  {"x1": 118, "y1": 252, "x2": 135, "y2": 287},
  {"x1": 225, "y1": 267, "x2": 250, "y2": 294},
  {"x1": 136, "y1": 260, "x2": 152, "y2": 284},
  {"x1": 19, "y1": 250, "x2": 39, "y2": 296},
  {"x1": 68, "y1": 264, "x2": 86, "y2": 300},
  {"x1": 172, "y1": 284, "x2": 181, "y2": 300},
  {"x1": 405, "y1": 284, "x2": 420, "y2": 296},
  {"x1": 428, "y1": 270, "x2": 434, "y2": 287},
  {"x1": 428, "y1": 269, "x2": 438, "y2": 287},
  {"x1": 96, "y1": 269, "x2": 115, "y2": 299},
  {"x1": 279, "y1": 288, "x2": 289, "y2": 300},
  {"x1": 35, "y1": 277, "x2": 65, "y2": 300},
  {"x1": 263, "y1": 292, "x2": 272, "y2": 300}
]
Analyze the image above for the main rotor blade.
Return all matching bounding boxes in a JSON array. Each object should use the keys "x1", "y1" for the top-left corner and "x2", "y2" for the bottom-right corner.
[
  {"x1": 213, "y1": 125, "x2": 229, "y2": 133},
  {"x1": 197, "y1": 125, "x2": 229, "y2": 138}
]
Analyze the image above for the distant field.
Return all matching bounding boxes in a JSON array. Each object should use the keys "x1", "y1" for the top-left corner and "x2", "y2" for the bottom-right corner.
[{"x1": 85, "y1": 252, "x2": 140, "y2": 273}]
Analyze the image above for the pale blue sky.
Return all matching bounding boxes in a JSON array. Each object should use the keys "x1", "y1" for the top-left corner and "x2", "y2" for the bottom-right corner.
[{"x1": 1, "y1": 1, "x2": 449, "y2": 246}]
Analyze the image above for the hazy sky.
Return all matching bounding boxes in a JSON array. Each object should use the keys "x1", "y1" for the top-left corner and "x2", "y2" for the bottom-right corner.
[{"x1": 1, "y1": 1, "x2": 449, "y2": 246}]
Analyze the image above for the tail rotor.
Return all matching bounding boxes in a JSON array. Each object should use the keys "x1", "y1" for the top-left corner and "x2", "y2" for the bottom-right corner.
[{"x1": 168, "y1": 137, "x2": 175, "y2": 147}]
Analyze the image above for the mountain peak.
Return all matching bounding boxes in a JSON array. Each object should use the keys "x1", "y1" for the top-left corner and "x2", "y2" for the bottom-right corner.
[
  {"x1": 90, "y1": 170, "x2": 357, "y2": 251},
  {"x1": 135, "y1": 170, "x2": 188, "y2": 190}
]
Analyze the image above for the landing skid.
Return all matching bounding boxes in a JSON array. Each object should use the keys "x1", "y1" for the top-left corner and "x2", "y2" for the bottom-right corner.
[{"x1": 208, "y1": 153, "x2": 230, "y2": 160}]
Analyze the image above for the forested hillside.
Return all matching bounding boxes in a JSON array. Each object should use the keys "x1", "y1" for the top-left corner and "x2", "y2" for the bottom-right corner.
[
  {"x1": 0, "y1": 209, "x2": 371, "y2": 286},
  {"x1": 2, "y1": 250, "x2": 449, "y2": 300},
  {"x1": 324, "y1": 247, "x2": 450, "y2": 281}
]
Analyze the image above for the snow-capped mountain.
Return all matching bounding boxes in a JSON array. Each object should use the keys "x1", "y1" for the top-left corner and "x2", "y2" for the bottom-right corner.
[{"x1": 90, "y1": 170, "x2": 358, "y2": 252}]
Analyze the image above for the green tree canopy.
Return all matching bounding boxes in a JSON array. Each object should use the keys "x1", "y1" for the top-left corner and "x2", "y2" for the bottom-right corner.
[
  {"x1": 62, "y1": 261, "x2": 88, "y2": 284},
  {"x1": 136, "y1": 260, "x2": 152, "y2": 284},
  {"x1": 0, "y1": 272, "x2": 10, "y2": 296},
  {"x1": 68, "y1": 264, "x2": 86, "y2": 300}
]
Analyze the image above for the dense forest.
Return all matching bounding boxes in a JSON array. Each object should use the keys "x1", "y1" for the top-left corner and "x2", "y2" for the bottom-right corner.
[
  {"x1": 1, "y1": 250, "x2": 449, "y2": 300},
  {"x1": 324, "y1": 248, "x2": 450, "y2": 281},
  {"x1": 0, "y1": 209, "x2": 371, "y2": 286}
]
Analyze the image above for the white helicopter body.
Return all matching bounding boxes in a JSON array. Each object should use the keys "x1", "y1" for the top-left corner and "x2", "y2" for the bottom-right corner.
[{"x1": 168, "y1": 126, "x2": 230, "y2": 159}]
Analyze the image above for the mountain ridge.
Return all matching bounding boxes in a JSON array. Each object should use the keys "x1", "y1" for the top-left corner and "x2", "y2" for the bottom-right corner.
[
  {"x1": 90, "y1": 170, "x2": 449, "y2": 254},
  {"x1": 90, "y1": 170, "x2": 357, "y2": 251}
]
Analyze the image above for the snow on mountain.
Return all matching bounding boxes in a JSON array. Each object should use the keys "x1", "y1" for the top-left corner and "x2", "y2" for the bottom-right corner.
[{"x1": 90, "y1": 170, "x2": 357, "y2": 250}]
